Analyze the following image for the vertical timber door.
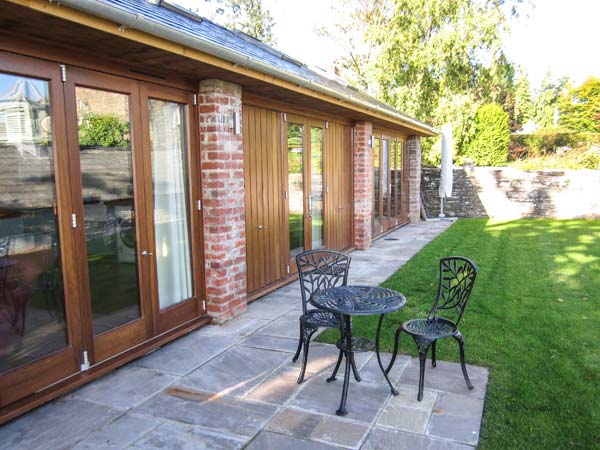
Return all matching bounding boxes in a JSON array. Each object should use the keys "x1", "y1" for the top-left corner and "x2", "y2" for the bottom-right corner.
[
  {"x1": 284, "y1": 115, "x2": 326, "y2": 272},
  {"x1": 0, "y1": 53, "x2": 83, "y2": 408},
  {"x1": 242, "y1": 105, "x2": 285, "y2": 294},
  {"x1": 64, "y1": 68, "x2": 151, "y2": 364},
  {"x1": 324, "y1": 122, "x2": 353, "y2": 250},
  {"x1": 139, "y1": 83, "x2": 204, "y2": 333}
]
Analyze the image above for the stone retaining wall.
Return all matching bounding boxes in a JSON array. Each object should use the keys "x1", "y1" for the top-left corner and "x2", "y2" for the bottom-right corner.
[{"x1": 421, "y1": 165, "x2": 600, "y2": 219}]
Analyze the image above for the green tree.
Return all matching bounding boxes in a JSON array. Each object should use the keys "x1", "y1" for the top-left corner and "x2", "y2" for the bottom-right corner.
[
  {"x1": 532, "y1": 72, "x2": 569, "y2": 128},
  {"x1": 194, "y1": 0, "x2": 276, "y2": 44},
  {"x1": 513, "y1": 67, "x2": 533, "y2": 128},
  {"x1": 327, "y1": 0, "x2": 519, "y2": 160},
  {"x1": 464, "y1": 103, "x2": 510, "y2": 166},
  {"x1": 558, "y1": 76, "x2": 600, "y2": 132}
]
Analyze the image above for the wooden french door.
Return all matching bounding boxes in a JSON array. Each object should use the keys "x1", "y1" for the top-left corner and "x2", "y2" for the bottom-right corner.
[
  {"x1": 242, "y1": 106, "x2": 285, "y2": 293},
  {"x1": 284, "y1": 115, "x2": 326, "y2": 272},
  {"x1": 0, "y1": 54, "x2": 203, "y2": 408},
  {"x1": 0, "y1": 52, "x2": 83, "y2": 407},
  {"x1": 138, "y1": 83, "x2": 204, "y2": 334},
  {"x1": 373, "y1": 133, "x2": 409, "y2": 237},
  {"x1": 324, "y1": 122, "x2": 353, "y2": 250}
]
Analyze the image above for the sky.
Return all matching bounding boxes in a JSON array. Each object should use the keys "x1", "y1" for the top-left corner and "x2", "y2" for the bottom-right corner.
[{"x1": 179, "y1": 0, "x2": 600, "y2": 89}]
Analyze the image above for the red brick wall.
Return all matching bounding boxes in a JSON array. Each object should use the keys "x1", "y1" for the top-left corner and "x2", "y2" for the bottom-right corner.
[
  {"x1": 353, "y1": 121, "x2": 373, "y2": 249},
  {"x1": 198, "y1": 80, "x2": 247, "y2": 323},
  {"x1": 407, "y1": 135, "x2": 422, "y2": 222}
]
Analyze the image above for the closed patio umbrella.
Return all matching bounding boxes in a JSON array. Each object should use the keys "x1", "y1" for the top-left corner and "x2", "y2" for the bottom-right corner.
[{"x1": 438, "y1": 123, "x2": 453, "y2": 217}]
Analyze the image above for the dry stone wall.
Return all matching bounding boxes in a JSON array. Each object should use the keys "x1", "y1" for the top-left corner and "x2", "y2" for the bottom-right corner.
[{"x1": 421, "y1": 165, "x2": 600, "y2": 219}]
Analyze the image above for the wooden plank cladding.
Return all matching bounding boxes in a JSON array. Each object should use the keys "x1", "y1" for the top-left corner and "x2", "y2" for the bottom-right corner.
[
  {"x1": 243, "y1": 105, "x2": 354, "y2": 295},
  {"x1": 243, "y1": 105, "x2": 285, "y2": 294}
]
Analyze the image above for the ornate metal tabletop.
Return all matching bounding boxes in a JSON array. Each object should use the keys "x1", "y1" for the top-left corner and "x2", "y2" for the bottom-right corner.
[{"x1": 310, "y1": 285, "x2": 406, "y2": 316}]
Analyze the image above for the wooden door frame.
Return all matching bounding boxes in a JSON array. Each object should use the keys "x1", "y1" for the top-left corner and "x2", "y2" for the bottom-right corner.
[
  {"x1": 283, "y1": 114, "x2": 326, "y2": 272},
  {"x1": 63, "y1": 66, "x2": 151, "y2": 364},
  {"x1": 0, "y1": 51, "x2": 83, "y2": 407},
  {"x1": 138, "y1": 82, "x2": 204, "y2": 334}
]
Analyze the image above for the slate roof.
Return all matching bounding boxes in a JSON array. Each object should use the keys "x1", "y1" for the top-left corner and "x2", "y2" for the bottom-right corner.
[{"x1": 93, "y1": 0, "x2": 435, "y2": 133}]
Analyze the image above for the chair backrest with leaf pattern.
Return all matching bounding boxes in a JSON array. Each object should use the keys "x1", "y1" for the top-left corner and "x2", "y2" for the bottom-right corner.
[
  {"x1": 296, "y1": 250, "x2": 351, "y2": 314},
  {"x1": 429, "y1": 256, "x2": 478, "y2": 325}
]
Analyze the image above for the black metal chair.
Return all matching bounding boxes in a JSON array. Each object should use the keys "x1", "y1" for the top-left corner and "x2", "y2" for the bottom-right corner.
[
  {"x1": 387, "y1": 256, "x2": 478, "y2": 400},
  {"x1": 293, "y1": 249, "x2": 358, "y2": 384}
]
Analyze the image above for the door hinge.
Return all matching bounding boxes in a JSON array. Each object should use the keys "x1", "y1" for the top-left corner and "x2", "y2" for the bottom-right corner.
[
  {"x1": 284, "y1": 191, "x2": 288, "y2": 199},
  {"x1": 193, "y1": 94, "x2": 198, "y2": 105},
  {"x1": 282, "y1": 113, "x2": 287, "y2": 122},
  {"x1": 325, "y1": 121, "x2": 329, "y2": 129},
  {"x1": 80, "y1": 351, "x2": 90, "y2": 371},
  {"x1": 202, "y1": 300, "x2": 206, "y2": 311},
  {"x1": 286, "y1": 265, "x2": 290, "y2": 274},
  {"x1": 71, "y1": 213, "x2": 77, "y2": 228},
  {"x1": 326, "y1": 185, "x2": 330, "y2": 193},
  {"x1": 196, "y1": 199, "x2": 202, "y2": 211},
  {"x1": 60, "y1": 64, "x2": 67, "y2": 82}
]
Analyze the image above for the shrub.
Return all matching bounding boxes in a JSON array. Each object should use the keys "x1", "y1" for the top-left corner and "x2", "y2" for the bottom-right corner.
[
  {"x1": 79, "y1": 113, "x2": 130, "y2": 148},
  {"x1": 464, "y1": 103, "x2": 510, "y2": 166}
]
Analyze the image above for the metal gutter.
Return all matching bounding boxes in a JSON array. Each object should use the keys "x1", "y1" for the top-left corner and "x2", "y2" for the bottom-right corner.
[{"x1": 57, "y1": 0, "x2": 439, "y2": 136}]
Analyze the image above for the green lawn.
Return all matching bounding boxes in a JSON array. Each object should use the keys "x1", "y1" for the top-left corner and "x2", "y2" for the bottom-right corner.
[{"x1": 319, "y1": 219, "x2": 600, "y2": 449}]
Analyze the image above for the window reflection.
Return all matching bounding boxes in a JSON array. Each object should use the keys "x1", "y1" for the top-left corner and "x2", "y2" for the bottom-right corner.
[
  {"x1": 0, "y1": 73, "x2": 68, "y2": 373},
  {"x1": 310, "y1": 127, "x2": 324, "y2": 249},
  {"x1": 288, "y1": 123, "x2": 304, "y2": 258}
]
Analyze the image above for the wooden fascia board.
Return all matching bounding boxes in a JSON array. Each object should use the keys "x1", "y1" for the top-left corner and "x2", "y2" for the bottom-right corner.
[{"x1": 7, "y1": 0, "x2": 436, "y2": 136}]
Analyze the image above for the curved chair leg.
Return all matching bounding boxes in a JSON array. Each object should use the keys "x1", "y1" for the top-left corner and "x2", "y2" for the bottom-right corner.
[
  {"x1": 292, "y1": 321, "x2": 303, "y2": 363},
  {"x1": 350, "y1": 352, "x2": 361, "y2": 382},
  {"x1": 431, "y1": 341, "x2": 437, "y2": 368},
  {"x1": 384, "y1": 326, "x2": 403, "y2": 375},
  {"x1": 327, "y1": 349, "x2": 344, "y2": 382},
  {"x1": 413, "y1": 336, "x2": 434, "y2": 401},
  {"x1": 297, "y1": 327, "x2": 317, "y2": 384},
  {"x1": 453, "y1": 333, "x2": 473, "y2": 390}
]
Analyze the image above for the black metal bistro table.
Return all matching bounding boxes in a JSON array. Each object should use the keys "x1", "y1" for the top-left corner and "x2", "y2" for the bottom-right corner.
[{"x1": 310, "y1": 285, "x2": 407, "y2": 416}]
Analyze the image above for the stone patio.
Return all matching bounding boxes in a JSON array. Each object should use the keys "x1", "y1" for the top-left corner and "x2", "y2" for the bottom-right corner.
[{"x1": 0, "y1": 219, "x2": 489, "y2": 450}]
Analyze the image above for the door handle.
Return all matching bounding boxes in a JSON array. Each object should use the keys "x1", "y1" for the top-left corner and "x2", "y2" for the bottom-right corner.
[
  {"x1": 141, "y1": 250, "x2": 153, "y2": 256},
  {"x1": 258, "y1": 225, "x2": 268, "y2": 230}
]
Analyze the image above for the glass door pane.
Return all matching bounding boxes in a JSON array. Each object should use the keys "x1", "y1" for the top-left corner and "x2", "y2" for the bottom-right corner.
[
  {"x1": 390, "y1": 141, "x2": 396, "y2": 219},
  {"x1": 0, "y1": 73, "x2": 68, "y2": 372},
  {"x1": 287, "y1": 123, "x2": 304, "y2": 258},
  {"x1": 76, "y1": 87, "x2": 141, "y2": 335},
  {"x1": 373, "y1": 138, "x2": 380, "y2": 231},
  {"x1": 148, "y1": 99, "x2": 193, "y2": 309},
  {"x1": 310, "y1": 127, "x2": 324, "y2": 249},
  {"x1": 382, "y1": 139, "x2": 390, "y2": 225},
  {"x1": 397, "y1": 141, "x2": 403, "y2": 217}
]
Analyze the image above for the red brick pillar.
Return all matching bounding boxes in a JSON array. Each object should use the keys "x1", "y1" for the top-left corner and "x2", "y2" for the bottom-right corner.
[
  {"x1": 407, "y1": 135, "x2": 422, "y2": 222},
  {"x1": 198, "y1": 80, "x2": 247, "y2": 323},
  {"x1": 353, "y1": 121, "x2": 373, "y2": 250}
]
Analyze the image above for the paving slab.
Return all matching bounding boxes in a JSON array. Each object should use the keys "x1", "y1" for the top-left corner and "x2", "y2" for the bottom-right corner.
[
  {"x1": 357, "y1": 352, "x2": 411, "y2": 385},
  {"x1": 246, "y1": 431, "x2": 342, "y2": 450},
  {"x1": 73, "y1": 366, "x2": 178, "y2": 411},
  {"x1": 72, "y1": 413, "x2": 161, "y2": 450},
  {"x1": 133, "y1": 333, "x2": 238, "y2": 375},
  {"x1": 377, "y1": 387, "x2": 438, "y2": 434},
  {"x1": 134, "y1": 388, "x2": 278, "y2": 438},
  {"x1": 288, "y1": 374, "x2": 390, "y2": 424},
  {"x1": 239, "y1": 334, "x2": 300, "y2": 353},
  {"x1": 398, "y1": 359, "x2": 488, "y2": 399},
  {"x1": 0, "y1": 398, "x2": 120, "y2": 450},
  {"x1": 196, "y1": 316, "x2": 271, "y2": 337},
  {"x1": 255, "y1": 310, "x2": 302, "y2": 338},
  {"x1": 362, "y1": 427, "x2": 474, "y2": 450},
  {"x1": 426, "y1": 392, "x2": 485, "y2": 446},
  {"x1": 267, "y1": 409, "x2": 369, "y2": 449},
  {"x1": 245, "y1": 297, "x2": 298, "y2": 320},
  {"x1": 246, "y1": 365, "x2": 307, "y2": 404},
  {"x1": 179, "y1": 345, "x2": 290, "y2": 397},
  {"x1": 131, "y1": 421, "x2": 247, "y2": 450}
]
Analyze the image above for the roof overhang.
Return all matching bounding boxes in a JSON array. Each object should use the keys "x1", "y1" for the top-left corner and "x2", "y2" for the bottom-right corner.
[{"x1": 3, "y1": 0, "x2": 438, "y2": 136}]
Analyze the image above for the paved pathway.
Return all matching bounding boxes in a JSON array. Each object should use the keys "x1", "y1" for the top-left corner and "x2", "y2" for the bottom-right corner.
[{"x1": 1, "y1": 219, "x2": 489, "y2": 450}]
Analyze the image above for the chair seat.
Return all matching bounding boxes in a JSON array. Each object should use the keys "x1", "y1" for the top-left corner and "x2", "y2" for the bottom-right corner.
[
  {"x1": 402, "y1": 317, "x2": 457, "y2": 338},
  {"x1": 300, "y1": 309, "x2": 340, "y2": 329}
]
